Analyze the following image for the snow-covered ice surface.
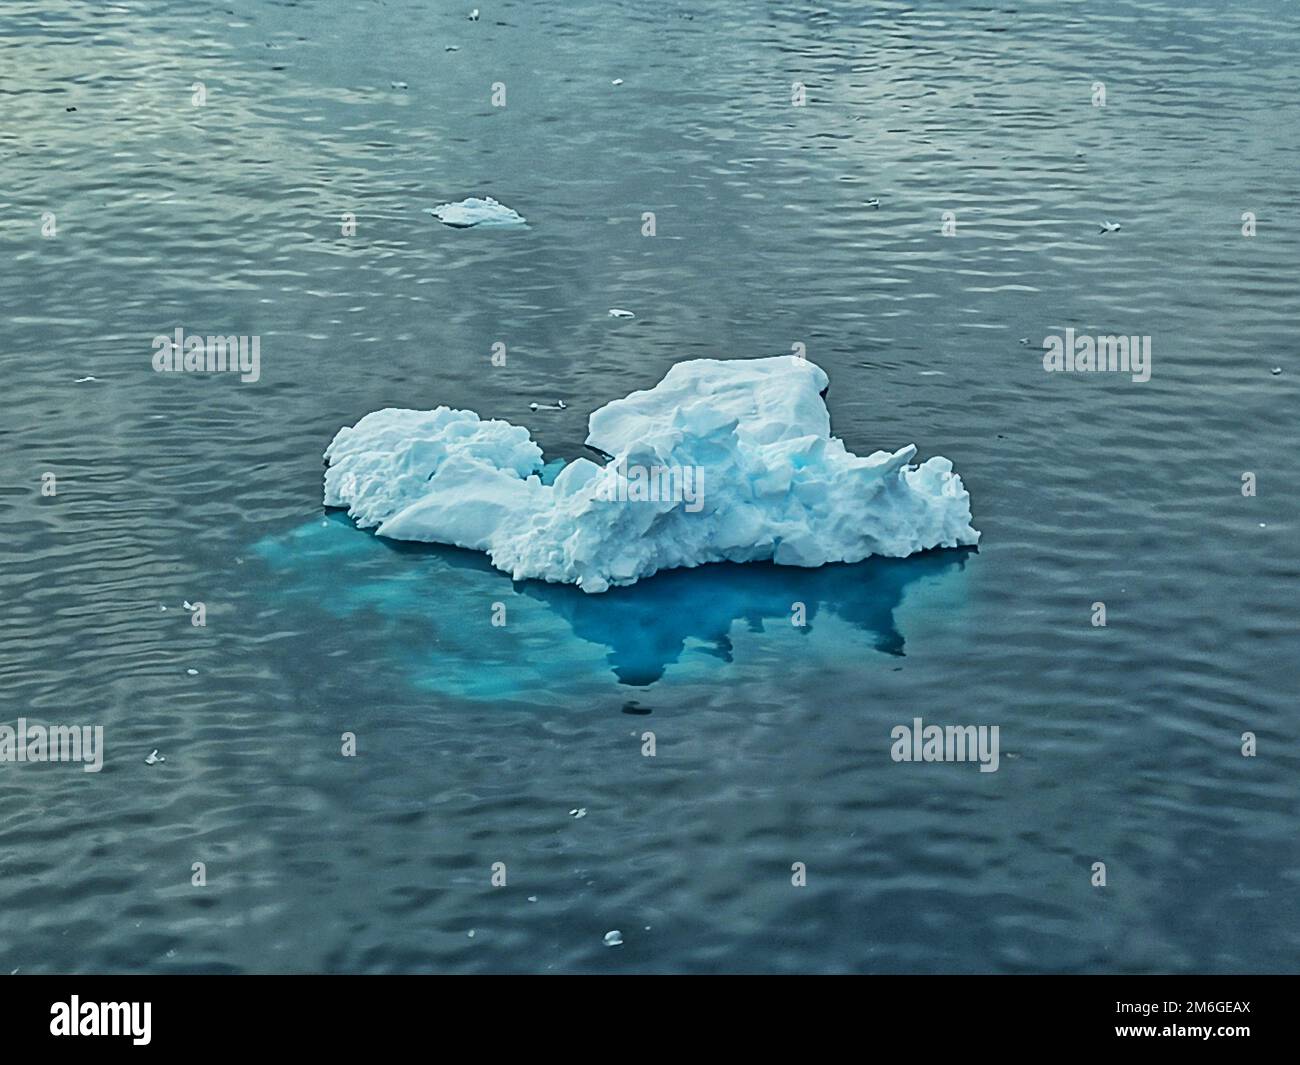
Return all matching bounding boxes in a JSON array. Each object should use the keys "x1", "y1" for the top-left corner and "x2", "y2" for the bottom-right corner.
[
  {"x1": 323, "y1": 357, "x2": 979, "y2": 593},
  {"x1": 425, "y1": 196, "x2": 526, "y2": 228}
]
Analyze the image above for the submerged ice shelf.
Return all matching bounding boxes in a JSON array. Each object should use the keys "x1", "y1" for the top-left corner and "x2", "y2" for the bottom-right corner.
[
  {"x1": 254, "y1": 514, "x2": 972, "y2": 689},
  {"x1": 323, "y1": 357, "x2": 979, "y2": 592}
]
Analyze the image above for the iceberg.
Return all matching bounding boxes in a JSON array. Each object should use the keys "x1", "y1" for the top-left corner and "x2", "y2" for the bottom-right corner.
[
  {"x1": 425, "y1": 196, "x2": 526, "y2": 228},
  {"x1": 323, "y1": 357, "x2": 979, "y2": 593}
]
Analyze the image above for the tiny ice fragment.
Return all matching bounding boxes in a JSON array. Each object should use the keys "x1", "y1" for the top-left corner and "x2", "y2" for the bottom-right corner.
[
  {"x1": 608, "y1": 308, "x2": 635, "y2": 319},
  {"x1": 426, "y1": 196, "x2": 526, "y2": 228},
  {"x1": 603, "y1": 930, "x2": 623, "y2": 947}
]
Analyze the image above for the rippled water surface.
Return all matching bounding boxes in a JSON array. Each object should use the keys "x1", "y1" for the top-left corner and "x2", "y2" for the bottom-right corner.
[{"x1": 2, "y1": 0, "x2": 1297, "y2": 973}]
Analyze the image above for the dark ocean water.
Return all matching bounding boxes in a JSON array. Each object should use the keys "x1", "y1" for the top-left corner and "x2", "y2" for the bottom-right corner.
[{"x1": 1, "y1": 0, "x2": 1297, "y2": 973}]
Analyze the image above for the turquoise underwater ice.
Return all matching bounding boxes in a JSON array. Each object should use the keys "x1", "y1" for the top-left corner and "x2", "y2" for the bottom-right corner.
[{"x1": 253, "y1": 513, "x2": 972, "y2": 696}]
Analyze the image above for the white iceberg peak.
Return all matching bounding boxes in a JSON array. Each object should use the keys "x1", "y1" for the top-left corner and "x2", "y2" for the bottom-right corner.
[
  {"x1": 323, "y1": 357, "x2": 979, "y2": 593},
  {"x1": 426, "y1": 196, "x2": 526, "y2": 228}
]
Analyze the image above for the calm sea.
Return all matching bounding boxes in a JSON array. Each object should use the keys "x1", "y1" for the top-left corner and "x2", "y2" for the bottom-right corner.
[{"x1": 1, "y1": 0, "x2": 1296, "y2": 973}]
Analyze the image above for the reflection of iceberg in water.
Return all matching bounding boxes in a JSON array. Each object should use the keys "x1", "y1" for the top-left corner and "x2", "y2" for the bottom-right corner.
[
  {"x1": 253, "y1": 515, "x2": 970, "y2": 693},
  {"x1": 520, "y1": 549, "x2": 970, "y2": 684}
]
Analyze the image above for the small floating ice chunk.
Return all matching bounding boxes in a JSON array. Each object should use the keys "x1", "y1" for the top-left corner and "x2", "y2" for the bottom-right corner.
[
  {"x1": 426, "y1": 196, "x2": 526, "y2": 229},
  {"x1": 603, "y1": 930, "x2": 623, "y2": 947},
  {"x1": 186, "y1": 668, "x2": 198, "y2": 676},
  {"x1": 468, "y1": 9, "x2": 479, "y2": 20},
  {"x1": 569, "y1": 807, "x2": 587, "y2": 819},
  {"x1": 866, "y1": 198, "x2": 880, "y2": 208},
  {"x1": 608, "y1": 308, "x2": 635, "y2": 319},
  {"x1": 611, "y1": 78, "x2": 623, "y2": 86},
  {"x1": 145, "y1": 749, "x2": 164, "y2": 765},
  {"x1": 529, "y1": 400, "x2": 567, "y2": 411},
  {"x1": 390, "y1": 81, "x2": 408, "y2": 89},
  {"x1": 1099, "y1": 220, "x2": 1121, "y2": 233},
  {"x1": 1271, "y1": 367, "x2": 1282, "y2": 375}
]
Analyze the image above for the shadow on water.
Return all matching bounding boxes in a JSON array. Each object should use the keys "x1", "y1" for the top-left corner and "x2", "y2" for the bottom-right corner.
[{"x1": 254, "y1": 513, "x2": 973, "y2": 692}]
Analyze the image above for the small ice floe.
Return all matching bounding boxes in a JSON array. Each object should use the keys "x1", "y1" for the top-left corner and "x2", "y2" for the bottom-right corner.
[
  {"x1": 186, "y1": 668, "x2": 199, "y2": 676},
  {"x1": 74, "y1": 376, "x2": 97, "y2": 383},
  {"x1": 426, "y1": 196, "x2": 526, "y2": 229},
  {"x1": 182, "y1": 600, "x2": 196, "y2": 610},
  {"x1": 529, "y1": 400, "x2": 567, "y2": 411},
  {"x1": 468, "y1": 8, "x2": 479, "y2": 19},
  {"x1": 603, "y1": 930, "x2": 623, "y2": 947},
  {"x1": 1018, "y1": 337, "x2": 1030, "y2": 346},
  {"x1": 467, "y1": 929, "x2": 476, "y2": 938},
  {"x1": 866, "y1": 198, "x2": 880, "y2": 209},
  {"x1": 446, "y1": 45, "x2": 460, "y2": 51},
  {"x1": 611, "y1": 78, "x2": 623, "y2": 86},
  {"x1": 1271, "y1": 367, "x2": 1282, "y2": 375},
  {"x1": 145, "y1": 749, "x2": 165, "y2": 765},
  {"x1": 608, "y1": 308, "x2": 635, "y2": 319},
  {"x1": 918, "y1": 370, "x2": 944, "y2": 376},
  {"x1": 527, "y1": 895, "x2": 538, "y2": 903},
  {"x1": 1099, "y1": 220, "x2": 1121, "y2": 234},
  {"x1": 569, "y1": 808, "x2": 587, "y2": 819},
  {"x1": 390, "y1": 81, "x2": 408, "y2": 90}
]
